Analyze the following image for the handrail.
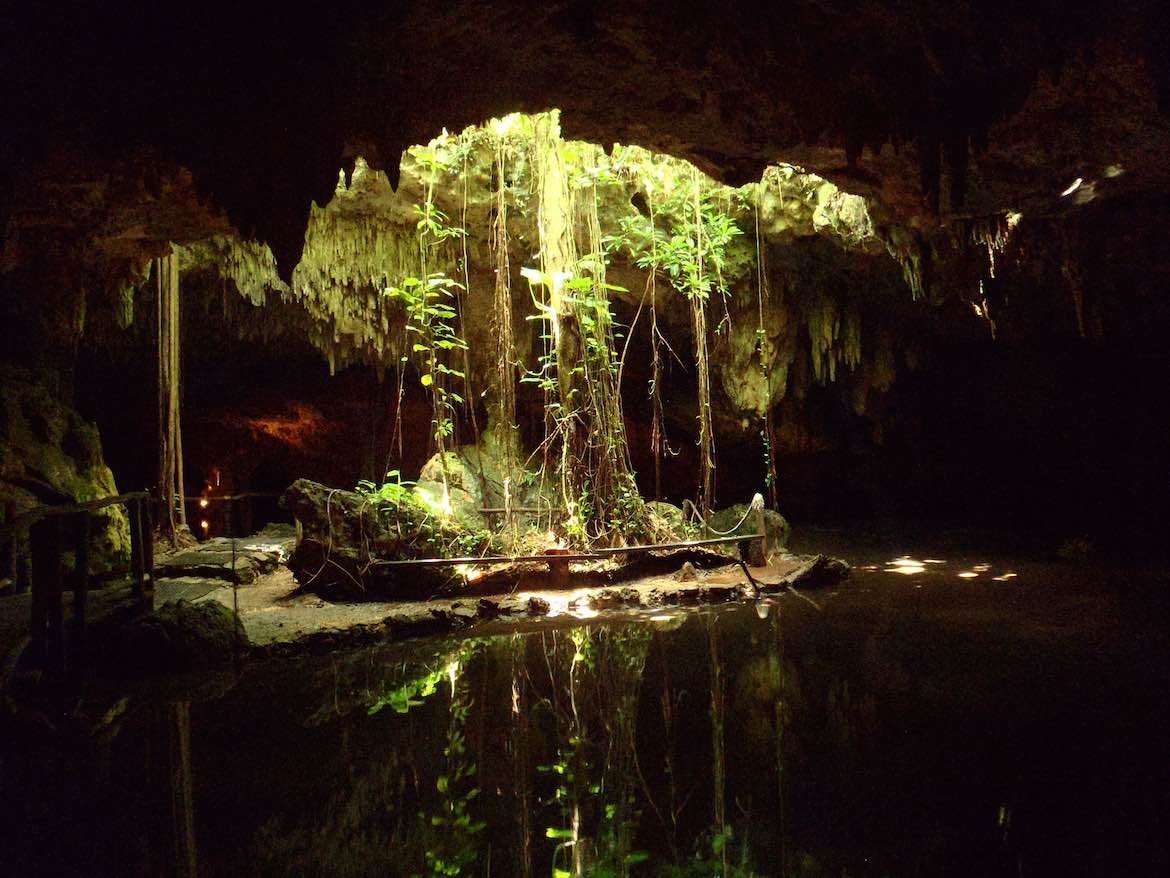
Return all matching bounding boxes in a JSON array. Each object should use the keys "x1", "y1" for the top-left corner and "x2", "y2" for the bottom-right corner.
[
  {"x1": 0, "y1": 491, "x2": 151, "y2": 541},
  {"x1": 370, "y1": 532, "x2": 761, "y2": 568},
  {"x1": 196, "y1": 491, "x2": 282, "y2": 502}
]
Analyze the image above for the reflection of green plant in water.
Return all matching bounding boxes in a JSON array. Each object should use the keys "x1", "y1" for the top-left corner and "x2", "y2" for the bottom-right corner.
[
  {"x1": 366, "y1": 665, "x2": 446, "y2": 717},
  {"x1": 413, "y1": 645, "x2": 487, "y2": 877},
  {"x1": 423, "y1": 661, "x2": 485, "y2": 876},
  {"x1": 537, "y1": 626, "x2": 652, "y2": 878}
]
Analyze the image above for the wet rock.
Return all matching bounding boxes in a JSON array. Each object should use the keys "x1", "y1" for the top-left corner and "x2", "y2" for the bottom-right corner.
[
  {"x1": 384, "y1": 606, "x2": 453, "y2": 640},
  {"x1": 784, "y1": 554, "x2": 851, "y2": 588},
  {"x1": 675, "y1": 561, "x2": 698, "y2": 582},
  {"x1": 437, "y1": 601, "x2": 480, "y2": 626},
  {"x1": 699, "y1": 584, "x2": 738, "y2": 602},
  {"x1": 591, "y1": 587, "x2": 641, "y2": 609},
  {"x1": 476, "y1": 597, "x2": 502, "y2": 618},
  {"x1": 495, "y1": 596, "x2": 530, "y2": 616}
]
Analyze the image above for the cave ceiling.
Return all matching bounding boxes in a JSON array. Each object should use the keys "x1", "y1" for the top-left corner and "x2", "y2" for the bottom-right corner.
[{"x1": 4, "y1": 0, "x2": 1168, "y2": 273}]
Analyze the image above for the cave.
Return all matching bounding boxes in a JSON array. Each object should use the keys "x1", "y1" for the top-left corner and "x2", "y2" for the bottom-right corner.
[{"x1": 2, "y1": 2, "x2": 1169, "y2": 875}]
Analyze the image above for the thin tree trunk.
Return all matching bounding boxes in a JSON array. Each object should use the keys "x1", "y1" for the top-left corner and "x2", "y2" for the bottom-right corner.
[{"x1": 157, "y1": 251, "x2": 185, "y2": 539}]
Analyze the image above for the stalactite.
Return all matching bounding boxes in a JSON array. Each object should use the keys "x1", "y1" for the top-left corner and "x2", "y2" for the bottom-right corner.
[
  {"x1": 884, "y1": 229, "x2": 927, "y2": 300},
  {"x1": 175, "y1": 236, "x2": 288, "y2": 307},
  {"x1": 291, "y1": 158, "x2": 421, "y2": 371},
  {"x1": 807, "y1": 295, "x2": 840, "y2": 384}
]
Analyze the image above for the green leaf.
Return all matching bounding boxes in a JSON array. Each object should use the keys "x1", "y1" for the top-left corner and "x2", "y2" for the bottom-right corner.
[
  {"x1": 545, "y1": 827, "x2": 574, "y2": 839},
  {"x1": 420, "y1": 373, "x2": 433, "y2": 387}
]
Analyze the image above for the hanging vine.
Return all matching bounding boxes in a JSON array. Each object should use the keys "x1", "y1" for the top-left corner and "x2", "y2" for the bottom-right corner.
[
  {"x1": 156, "y1": 250, "x2": 186, "y2": 541},
  {"x1": 525, "y1": 112, "x2": 645, "y2": 544},
  {"x1": 610, "y1": 160, "x2": 743, "y2": 521}
]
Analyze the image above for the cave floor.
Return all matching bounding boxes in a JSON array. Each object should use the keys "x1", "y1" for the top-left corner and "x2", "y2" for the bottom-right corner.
[
  {"x1": 184, "y1": 553, "x2": 823, "y2": 654},
  {"x1": 0, "y1": 535, "x2": 832, "y2": 682}
]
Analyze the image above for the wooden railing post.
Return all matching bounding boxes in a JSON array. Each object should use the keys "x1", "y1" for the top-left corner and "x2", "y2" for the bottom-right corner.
[
  {"x1": 71, "y1": 511, "x2": 91, "y2": 671},
  {"x1": 142, "y1": 497, "x2": 155, "y2": 610},
  {"x1": 29, "y1": 519, "x2": 49, "y2": 667},
  {"x1": 31, "y1": 515, "x2": 66, "y2": 673},
  {"x1": 130, "y1": 497, "x2": 145, "y2": 605}
]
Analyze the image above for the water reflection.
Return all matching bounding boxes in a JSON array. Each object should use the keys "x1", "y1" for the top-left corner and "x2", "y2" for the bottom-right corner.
[{"x1": 3, "y1": 568, "x2": 1168, "y2": 876}]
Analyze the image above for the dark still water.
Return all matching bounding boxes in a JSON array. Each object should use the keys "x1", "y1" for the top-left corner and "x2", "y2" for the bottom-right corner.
[{"x1": 4, "y1": 553, "x2": 1169, "y2": 877}]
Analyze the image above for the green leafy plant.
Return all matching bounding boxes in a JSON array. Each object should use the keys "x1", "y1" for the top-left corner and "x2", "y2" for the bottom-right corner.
[
  {"x1": 387, "y1": 272, "x2": 468, "y2": 442},
  {"x1": 606, "y1": 169, "x2": 744, "y2": 518}
]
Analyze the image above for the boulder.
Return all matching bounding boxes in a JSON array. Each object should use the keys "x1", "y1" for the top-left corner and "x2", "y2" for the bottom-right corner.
[
  {"x1": 709, "y1": 503, "x2": 791, "y2": 554},
  {"x1": 415, "y1": 430, "x2": 552, "y2": 533},
  {"x1": 282, "y1": 478, "x2": 472, "y2": 599},
  {"x1": 0, "y1": 366, "x2": 131, "y2": 575}
]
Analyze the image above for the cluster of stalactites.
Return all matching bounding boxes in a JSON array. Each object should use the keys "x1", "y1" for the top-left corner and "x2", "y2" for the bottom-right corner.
[
  {"x1": 804, "y1": 296, "x2": 862, "y2": 385},
  {"x1": 291, "y1": 186, "x2": 421, "y2": 374},
  {"x1": 174, "y1": 236, "x2": 288, "y2": 306}
]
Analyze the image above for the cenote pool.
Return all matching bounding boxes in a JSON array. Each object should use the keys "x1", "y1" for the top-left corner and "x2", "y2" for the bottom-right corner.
[{"x1": 3, "y1": 545, "x2": 1169, "y2": 877}]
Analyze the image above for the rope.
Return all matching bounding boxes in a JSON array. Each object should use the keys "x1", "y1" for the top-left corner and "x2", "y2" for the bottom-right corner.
[{"x1": 699, "y1": 493, "x2": 766, "y2": 537}]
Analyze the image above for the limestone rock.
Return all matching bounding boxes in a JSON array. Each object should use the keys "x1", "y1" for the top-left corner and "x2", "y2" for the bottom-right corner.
[
  {"x1": 709, "y1": 503, "x2": 791, "y2": 551},
  {"x1": 282, "y1": 478, "x2": 471, "y2": 599},
  {"x1": 0, "y1": 366, "x2": 131, "y2": 575}
]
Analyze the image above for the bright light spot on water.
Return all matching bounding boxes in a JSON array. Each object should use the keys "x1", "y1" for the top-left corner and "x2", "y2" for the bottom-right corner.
[
  {"x1": 756, "y1": 602, "x2": 771, "y2": 619},
  {"x1": 570, "y1": 606, "x2": 599, "y2": 620},
  {"x1": 886, "y1": 557, "x2": 927, "y2": 575},
  {"x1": 974, "y1": 564, "x2": 991, "y2": 572},
  {"x1": 993, "y1": 572, "x2": 1018, "y2": 581},
  {"x1": 924, "y1": 559, "x2": 946, "y2": 564},
  {"x1": 958, "y1": 571, "x2": 979, "y2": 579},
  {"x1": 1061, "y1": 177, "x2": 1083, "y2": 196}
]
